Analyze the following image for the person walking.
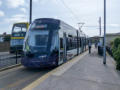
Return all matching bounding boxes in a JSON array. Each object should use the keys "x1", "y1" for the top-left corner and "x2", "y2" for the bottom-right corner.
[
  {"x1": 95, "y1": 42, "x2": 97, "y2": 48},
  {"x1": 97, "y1": 41, "x2": 103, "y2": 55},
  {"x1": 88, "y1": 41, "x2": 92, "y2": 54}
]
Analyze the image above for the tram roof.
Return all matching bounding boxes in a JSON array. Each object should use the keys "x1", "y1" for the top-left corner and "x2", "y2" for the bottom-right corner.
[
  {"x1": 34, "y1": 18, "x2": 87, "y2": 37},
  {"x1": 13, "y1": 22, "x2": 29, "y2": 25},
  {"x1": 34, "y1": 18, "x2": 76, "y2": 30}
]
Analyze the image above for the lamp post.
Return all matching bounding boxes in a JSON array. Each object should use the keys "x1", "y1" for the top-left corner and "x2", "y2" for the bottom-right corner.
[
  {"x1": 99, "y1": 17, "x2": 101, "y2": 36},
  {"x1": 29, "y1": 0, "x2": 32, "y2": 24},
  {"x1": 103, "y1": 0, "x2": 106, "y2": 64},
  {"x1": 78, "y1": 23, "x2": 85, "y2": 52}
]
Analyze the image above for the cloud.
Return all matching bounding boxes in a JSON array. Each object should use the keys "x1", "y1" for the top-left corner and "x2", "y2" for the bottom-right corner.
[
  {"x1": 33, "y1": 0, "x2": 47, "y2": 5},
  {"x1": 20, "y1": 8, "x2": 27, "y2": 13},
  {"x1": 7, "y1": 0, "x2": 25, "y2": 8},
  {"x1": 4, "y1": 14, "x2": 27, "y2": 23},
  {"x1": 109, "y1": 24, "x2": 120, "y2": 27},
  {"x1": 33, "y1": 0, "x2": 39, "y2": 2},
  {"x1": 0, "y1": 0, "x2": 2, "y2": 6},
  {"x1": 0, "y1": 10, "x2": 4, "y2": 17}
]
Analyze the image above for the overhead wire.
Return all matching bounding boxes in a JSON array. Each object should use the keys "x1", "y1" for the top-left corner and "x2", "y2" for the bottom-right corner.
[{"x1": 56, "y1": 0, "x2": 79, "y2": 23}]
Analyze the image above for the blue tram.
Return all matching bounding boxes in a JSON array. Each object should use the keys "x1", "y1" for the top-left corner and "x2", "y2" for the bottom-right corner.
[{"x1": 21, "y1": 18, "x2": 88, "y2": 68}]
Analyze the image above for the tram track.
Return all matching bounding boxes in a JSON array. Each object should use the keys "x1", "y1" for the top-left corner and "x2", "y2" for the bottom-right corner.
[
  {"x1": 0, "y1": 66, "x2": 53, "y2": 90},
  {"x1": 0, "y1": 51, "x2": 52, "y2": 89}
]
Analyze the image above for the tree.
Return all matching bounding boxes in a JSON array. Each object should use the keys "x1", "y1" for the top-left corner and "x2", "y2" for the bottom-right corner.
[{"x1": 3, "y1": 35, "x2": 11, "y2": 42}]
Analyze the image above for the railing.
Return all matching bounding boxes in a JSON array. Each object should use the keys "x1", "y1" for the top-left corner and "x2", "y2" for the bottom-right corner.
[{"x1": 0, "y1": 51, "x2": 21, "y2": 69}]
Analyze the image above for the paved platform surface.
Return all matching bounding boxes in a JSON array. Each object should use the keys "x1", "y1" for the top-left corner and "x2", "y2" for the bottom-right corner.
[{"x1": 25, "y1": 48, "x2": 120, "y2": 90}]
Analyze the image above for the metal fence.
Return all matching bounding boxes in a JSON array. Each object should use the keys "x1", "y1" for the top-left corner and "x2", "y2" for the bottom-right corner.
[{"x1": 0, "y1": 51, "x2": 21, "y2": 69}]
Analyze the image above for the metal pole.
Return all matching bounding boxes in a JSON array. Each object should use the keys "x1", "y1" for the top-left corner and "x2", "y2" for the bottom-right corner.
[
  {"x1": 78, "y1": 23, "x2": 85, "y2": 52},
  {"x1": 99, "y1": 17, "x2": 101, "y2": 36},
  {"x1": 29, "y1": 0, "x2": 32, "y2": 24},
  {"x1": 77, "y1": 30, "x2": 79, "y2": 55},
  {"x1": 16, "y1": 47, "x2": 18, "y2": 64},
  {"x1": 103, "y1": 0, "x2": 106, "y2": 64},
  {"x1": 78, "y1": 23, "x2": 85, "y2": 32}
]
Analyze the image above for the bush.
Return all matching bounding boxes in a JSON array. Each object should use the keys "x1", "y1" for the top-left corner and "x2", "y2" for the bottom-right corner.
[
  {"x1": 112, "y1": 37, "x2": 120, "y2": 70},
  {"x1": 114, "y1": 38, "x2": 120, "y2": 48},
  {"x1": 4, "y1": 35, "x2": 11, "y2": 42},
  {"x1": 115, "y1": 45, "x2": 120, "y2": 70}
]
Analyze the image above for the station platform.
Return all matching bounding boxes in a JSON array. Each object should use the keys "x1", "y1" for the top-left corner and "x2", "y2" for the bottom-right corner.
[{"x1": 23, "y1": 48, "x2": 120, "y2": 90}]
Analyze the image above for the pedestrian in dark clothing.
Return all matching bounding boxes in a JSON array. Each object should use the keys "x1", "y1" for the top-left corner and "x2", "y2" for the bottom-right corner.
[
  {"x1": 95, "y1": 42, "x2": 97, "y2": 48},
  {"x1": 88, "y1": 42, "x2": 92, "y2": 54}
]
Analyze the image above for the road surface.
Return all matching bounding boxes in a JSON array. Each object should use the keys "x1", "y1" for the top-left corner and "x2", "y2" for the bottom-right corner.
[{"x1": 0, "y1": 66, "x2": 53, "y2": 90}]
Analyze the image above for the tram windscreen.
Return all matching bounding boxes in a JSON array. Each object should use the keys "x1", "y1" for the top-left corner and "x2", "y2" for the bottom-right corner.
[
  {"x1": 35, "y1": 35, "x2": 48, "y2": 46},
  {"x1": 12, "y1": 26, "x2": 21, "y2": 37},
  {"x1": 12, "y1": 24, "x2": 27, "y2": 37},
  {"x1": 25, "y1": 30, "x2": 49, "y2": 53}
]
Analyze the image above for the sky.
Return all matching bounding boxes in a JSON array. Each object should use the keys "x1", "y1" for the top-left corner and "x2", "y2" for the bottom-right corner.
[{"x1": 0, "y1": 0, "x2": 120, "y2": 37}]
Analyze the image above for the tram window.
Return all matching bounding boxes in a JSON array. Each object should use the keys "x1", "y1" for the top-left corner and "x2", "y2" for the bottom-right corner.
[
  {"x1": 78, "y1": 38, "x2": 80, "y2": 48},
  {"x1": 67, "y1": 38, "x2": 72, "y2": 50},
  {"x1": 79, "y1": 38, "x2": 81, "y2": 47},
  {"x1": 13, "y1": 26, "x2": 21, "y2": 33},
  {"x1": 80, "y1": 38, "x2": 82, "y2": 47},
  {"x1": 68, "y1": 35, "x2": 72, "y2": 37},
  {"x1": 21, "y1": 27, "x2": 27, "y2": 37},
  {"x1": 68, "y1": 35, "x2": 73, "y2": 50},
  {"x1": 13, "y1": 33, "x2": 21, "y2": 37},
  {"x1": 70, "y1": 38, "x2": 74, "y2": 50},
  {"x1": 60, "y1": 38, "x2": 63, "y2": 49},
  {"x1": 72, "y1": 38, "x2": 76, "y2": 49},
  {"x1": 66, "y1": 38, "x2": 68, "y2": 50},
  {"x1": 12, "y1": 26, "x2": 21, "y2": 37},
  {"x1": 68, "y1": 38, "x2": 71, "y2": 50},
  {"x1": 67, "y1": 36, "x2": 79, "y2": 50},
  {"x1": 22, "y1": 27, "x2": 27, "y2": 32},
  {"x1": 75, "y1": 37, "x2": 77, "y2": 48}
]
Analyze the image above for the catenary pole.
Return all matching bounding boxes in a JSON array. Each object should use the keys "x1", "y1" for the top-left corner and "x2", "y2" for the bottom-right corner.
[
  {"x1": 103, "y1": 0, "x2": 106, "y2": 64},
  {"x1": 78, "y1": 23, "x2": 85, "y2": 52},
  {"x1": 78, "y1": 23, "x2": 85, "y2": 32},
  {"x1": 29, "y1": 0, "x2": 32, "y2": 24},
  {"x1": 99, "y1": 17, "x2": 101, "y2": 36}
]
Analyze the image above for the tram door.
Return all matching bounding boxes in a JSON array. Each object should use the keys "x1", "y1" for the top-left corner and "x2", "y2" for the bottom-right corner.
[
  {"x1": 59, "y1": 32, "x2": 67, "y2": 64},
  {"x1": 63, "y1": 32, "x2": 67, "y2": 62},
  {"x1": 77, "y1": 30, "x2": 79, "y2": 55}
]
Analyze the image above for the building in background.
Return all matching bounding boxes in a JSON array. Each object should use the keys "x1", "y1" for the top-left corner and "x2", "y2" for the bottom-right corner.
[
  {"x1": 0, "y1": 34, "x2": 4, "y2": 42},
  {"x1": 90, "y1": 36, "x2": 101, "y2": 43},
  {"x1": 0, "y1": 33, "x2": 11, "y2": 52}
]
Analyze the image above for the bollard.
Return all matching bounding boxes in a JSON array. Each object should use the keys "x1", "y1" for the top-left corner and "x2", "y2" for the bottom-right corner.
[{"x1": 16, "y1": 50, "x2": 18, "y2": 64}]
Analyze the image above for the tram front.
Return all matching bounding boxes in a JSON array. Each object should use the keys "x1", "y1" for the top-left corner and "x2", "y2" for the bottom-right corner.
[{"x1": 21, "y1": 18, "x2": 59, "y2": 68}]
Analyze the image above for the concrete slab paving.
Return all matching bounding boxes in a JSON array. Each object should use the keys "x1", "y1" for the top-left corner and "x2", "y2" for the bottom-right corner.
[{"x1": 31, "y1": 48, "x2": 120, "y2": 90}]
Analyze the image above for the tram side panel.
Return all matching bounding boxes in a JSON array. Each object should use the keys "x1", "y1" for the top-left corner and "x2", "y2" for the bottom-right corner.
[{"x1": 58, "y1": 26, "x2": 81, "y2": 64}]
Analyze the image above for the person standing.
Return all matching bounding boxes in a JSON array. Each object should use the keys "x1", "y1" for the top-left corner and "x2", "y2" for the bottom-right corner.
[
  {"x1": 97, "y1": 41, "x2": 102, "y2": 55},
  {"x1": 88, "y1": 41, "x2": 92, "y2": 54},
  {"x1": 95, "y1": 41, "x2": 97, "y2": 48}
]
